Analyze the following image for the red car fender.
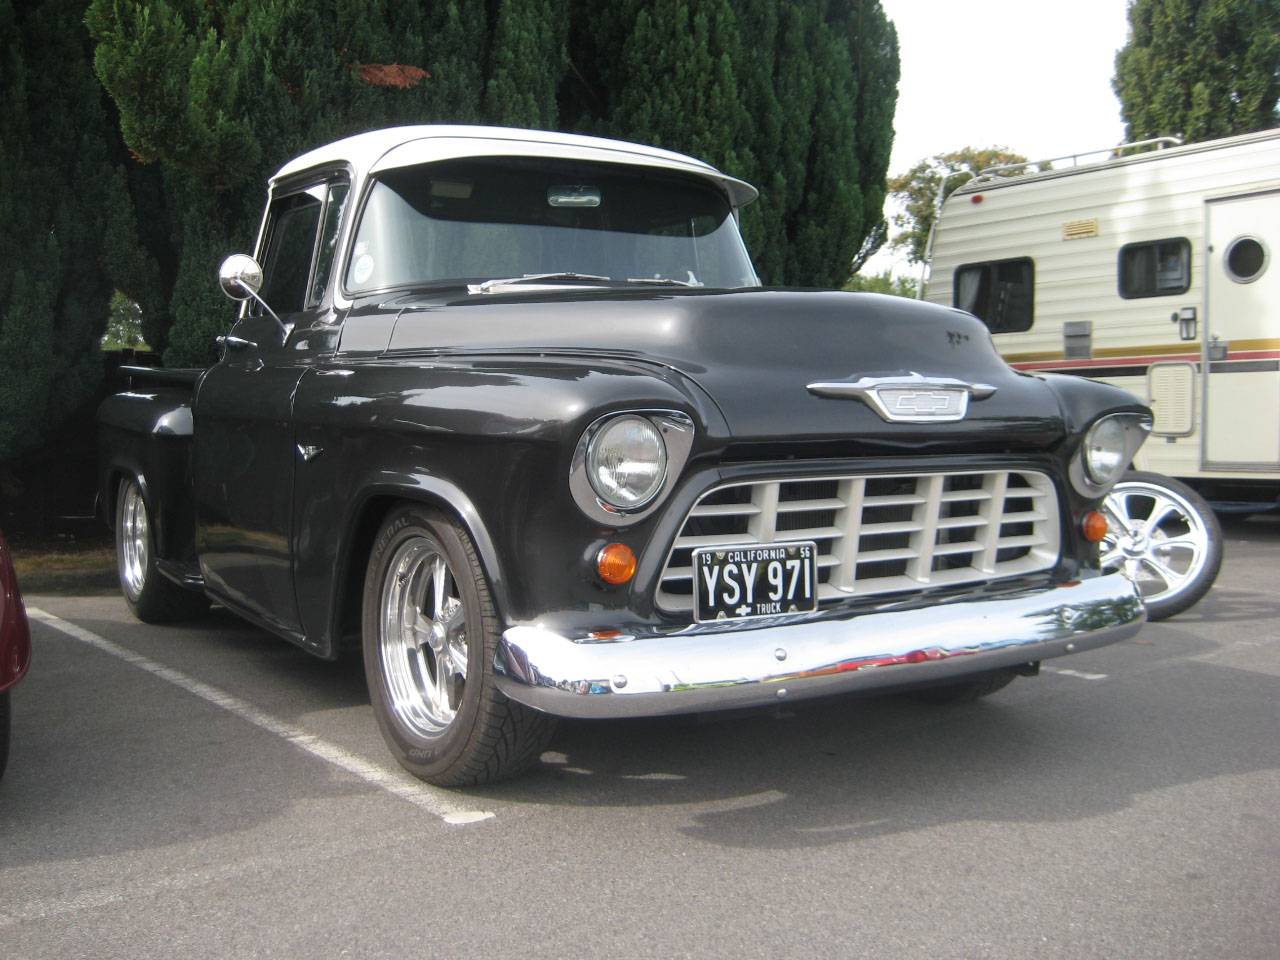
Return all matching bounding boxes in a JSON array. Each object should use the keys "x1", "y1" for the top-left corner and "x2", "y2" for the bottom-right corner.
[{"x1": 0, "y1": 531, "x2": 31, "y2": 693}]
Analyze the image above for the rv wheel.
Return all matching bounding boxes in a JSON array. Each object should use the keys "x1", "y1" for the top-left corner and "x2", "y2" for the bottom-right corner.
[{"x1": 1100, "y1": 472, "x2": 1222, "y2": 620}]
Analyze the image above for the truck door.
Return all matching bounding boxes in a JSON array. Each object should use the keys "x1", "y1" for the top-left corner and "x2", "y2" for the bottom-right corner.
[
  {"x1": 193, "y1": 177, "x2": 349, "y2": 635},
  {"x1": 1203, "y1": 191, "x2": 1280, "y2": 468}
]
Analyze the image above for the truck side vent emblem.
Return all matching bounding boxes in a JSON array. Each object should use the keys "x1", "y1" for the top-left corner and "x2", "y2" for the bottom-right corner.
[
  {"x1": 1064, "y1": 218, "x2": 1099, "y2": 240},
  {"x1": 806, "y1": 373, "x2": 996, "y2": 423}
]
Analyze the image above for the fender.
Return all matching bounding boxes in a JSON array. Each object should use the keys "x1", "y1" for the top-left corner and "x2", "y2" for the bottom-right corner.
[
  {"x1": 298, "y1": 471, "x2": 511, "y2": 661},
  {"x1": 97, "y1": 386, "x2": 200, "y2": 570}
]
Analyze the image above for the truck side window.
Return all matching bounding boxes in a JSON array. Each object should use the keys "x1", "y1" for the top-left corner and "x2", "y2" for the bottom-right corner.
[
  {"x1": 308, "y1": 182, "x2": 350, "y2": 306},
  {"x1": 1118, "y1": 238, "x2": 1190, "y2": 298},
  {"x1": 953, "y1": 257, "x2": 1034, "y2": 333},
  {"x1": 258, "y1": 190, "x2": 324, "y2": 315}
]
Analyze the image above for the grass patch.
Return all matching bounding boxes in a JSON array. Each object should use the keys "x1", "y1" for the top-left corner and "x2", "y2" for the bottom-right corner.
[{"x1": 9, "y1": 534, "x2": 115, "y2": 577}]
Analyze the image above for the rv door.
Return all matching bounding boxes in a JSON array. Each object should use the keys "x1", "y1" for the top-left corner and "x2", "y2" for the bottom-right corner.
[{"x1": 1203, "y1": 191, "x2": 1280, "y2": 469}]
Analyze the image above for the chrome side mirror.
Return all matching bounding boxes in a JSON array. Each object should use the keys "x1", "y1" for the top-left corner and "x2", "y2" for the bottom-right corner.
[
  {"x1": 217, "y1": 254, "x2": 287, "y2": 339},
  {"x1": 218, "y1": 254, "x2": 263, "y2": 301}
]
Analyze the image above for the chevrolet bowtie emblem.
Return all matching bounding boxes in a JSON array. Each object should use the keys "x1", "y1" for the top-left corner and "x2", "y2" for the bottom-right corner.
[{"x1": 806, "y1": 372, "x2": 997, "y2": 423}]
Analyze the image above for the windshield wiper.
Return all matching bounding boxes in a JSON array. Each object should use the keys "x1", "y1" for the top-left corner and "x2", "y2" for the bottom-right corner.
[
  {"x1": 625, "y1": 277, "x2": 697, "y2": 287},
  {"x1": 468, "y1": 272, "x2": 611, "y2": 294}
]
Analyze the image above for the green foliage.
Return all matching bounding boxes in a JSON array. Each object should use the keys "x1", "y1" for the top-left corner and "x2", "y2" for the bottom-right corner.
[
  {"x1": 563, "y1": 0, "x2": 899, "y2": 288},
  {"x1": 89, "y1": 0, "x2": 901, "y2": 364},
  {"x1": 485, "y1": 0, "x2": 569, "y2": 127},
  {"x1": 1113, "y1": 0, "x2": 1280, "y2": 143},
  {"x1": 0, "y1": 0, "x2": 154, "y2": 462},
  {"x1": 886, "y1": 148, "x2": 1037, "y2": 264},
  {"x1": 88, "y1": 0, "x2": 568, "y2": 364},
  {"x1": 843, "y1": 269, "x2": 919, "y2": 298},
  {"x1": 102, "y1": 292, "x2": 148, "y2": 350}
]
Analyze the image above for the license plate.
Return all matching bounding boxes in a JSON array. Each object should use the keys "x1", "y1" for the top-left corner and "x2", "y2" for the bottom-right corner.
[{"x1": 692, "y1": 541, "x2": 819, "y2": 623}]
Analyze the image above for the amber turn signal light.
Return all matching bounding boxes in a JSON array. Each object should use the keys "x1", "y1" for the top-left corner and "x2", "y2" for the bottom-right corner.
[
  {"x1": 597, "y1": 543, "x2": 637, "y2": 584},
  {"x1": 1082, "y1": 511, "x2": 1108, "y2": 543}
]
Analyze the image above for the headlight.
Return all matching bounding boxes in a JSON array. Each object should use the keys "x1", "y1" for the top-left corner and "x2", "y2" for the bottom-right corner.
[
  {"x1": 1082, "y1": 416, "x2": 1127, "y2": 485},
  {"x1": 1068, "y1": 411, "x2": 1152, "y2": 498},
  {"x1": 587, "y1": 415, "x2": 668, "y2": 509},
  {"x1": 570, "y1": 410, "x2": 695, "y2": 525}
]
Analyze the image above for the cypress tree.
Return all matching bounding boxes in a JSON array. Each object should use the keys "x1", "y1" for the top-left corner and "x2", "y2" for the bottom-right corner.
[
  {"x1": 89, "y1": 0, "x2": 901, "y2": 363},
  {"x1": 726, "y1": 0, "x2": 785, "y2": 282},
  {"x1": 1113, "y1": 0, "x2": 1280, "y2": 143},
  {"x1": 0, "y1": 0, "x2": 55, "y2": 462},
  {"x1": 562, "y1": 0, "x2": 898, "y2": 289},
  {"x1": 88, "y1": 0, "x2": 503, "y2": 365},
  {"x1": 0, "y1": 0, "x2": 154, "y2": 462},
  {"x1": 485, "y1": 0, "x2": 570, "y2": 128}
]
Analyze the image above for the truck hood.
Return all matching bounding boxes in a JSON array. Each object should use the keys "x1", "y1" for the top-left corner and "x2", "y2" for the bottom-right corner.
[{"x1": 378, "y1": 288, "x2": 1067, "y2": 446}]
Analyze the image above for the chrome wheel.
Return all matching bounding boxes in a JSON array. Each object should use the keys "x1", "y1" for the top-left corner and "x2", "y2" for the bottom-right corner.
[
  {"x1": 118, "y1": 479, "x2": 149, "y2": 602},
  {"x1": 114, "y1": 476, "x2": 209, "y2": 623},
  {"x1": 1101, "y1": 473, "x2": 1222, "y2": 620},
  {"x1": 363, "y1": 506, "x2": 557, "y2": 785},
  {"x1": 378, "y1": 537, "x2": 470, "y2": 739}
]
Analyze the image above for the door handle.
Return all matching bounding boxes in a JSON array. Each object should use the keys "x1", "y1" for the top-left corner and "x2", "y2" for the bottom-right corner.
[{"x1": 217, "y1": 334, "x2": 258, "y2": 351}]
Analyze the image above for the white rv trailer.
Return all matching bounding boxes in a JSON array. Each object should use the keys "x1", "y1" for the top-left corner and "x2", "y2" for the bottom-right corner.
[
  {"x1": 924, "y1": 129, "x2": 1280, "y2": 617},
  {"x1": 926, "y1": 128, "x2": 1280, "y2": 509}
]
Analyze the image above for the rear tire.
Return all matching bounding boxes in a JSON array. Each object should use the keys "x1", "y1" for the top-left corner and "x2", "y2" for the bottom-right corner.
[
  {"x1": 115, "y1": 477, "x2": 209, "y2": 623},
  {"x1": 362, "y1": 504, "x2": 556, "y2": 786}
]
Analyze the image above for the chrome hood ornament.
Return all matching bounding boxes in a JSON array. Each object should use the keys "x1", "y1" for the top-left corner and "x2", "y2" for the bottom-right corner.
[{"x1": 806, "y1": 372, "x2": 997, "y2": 423}]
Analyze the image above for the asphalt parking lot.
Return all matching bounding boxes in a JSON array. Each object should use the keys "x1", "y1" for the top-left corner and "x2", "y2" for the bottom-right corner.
[{"x1": 2, "y1": 517, "x2": 1277, "y2": 960}]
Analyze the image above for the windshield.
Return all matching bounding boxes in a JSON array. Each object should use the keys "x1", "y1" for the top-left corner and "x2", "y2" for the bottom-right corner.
[{"x1": 344, "y1": 157, "x2": 759, "y2": 293}]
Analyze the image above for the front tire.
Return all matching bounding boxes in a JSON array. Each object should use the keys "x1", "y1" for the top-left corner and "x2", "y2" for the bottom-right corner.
[
  {"x1": 362, "y1": 504, "x2": 556, "y2": 786},
  {"x1": 1101, "y1": 472, "x2": 1222, "y2": 621},
  {"x1": 115, "y1": 477, "x2": 209, "y2": 623}
]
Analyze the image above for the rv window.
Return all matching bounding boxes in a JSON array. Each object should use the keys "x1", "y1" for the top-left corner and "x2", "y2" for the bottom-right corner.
[
  {"x1": 1118, "y1": 238, "x2": 1190, "y2": 298},
  {"x1": 1224, "y1": 236, "x2": 1267, "y2": 284},
  {"x1": 953, "y1": 258, "x2": 1034, "y2": 333}
]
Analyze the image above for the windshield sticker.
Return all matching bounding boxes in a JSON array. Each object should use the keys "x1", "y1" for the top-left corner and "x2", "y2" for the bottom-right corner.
[{"x1": 353, "y1": 254, "x2": 374, "y2": 284}]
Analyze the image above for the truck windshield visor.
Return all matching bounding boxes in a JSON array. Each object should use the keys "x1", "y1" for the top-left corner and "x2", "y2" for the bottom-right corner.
[{"x1": 344, "y1": 157, "x2": 759, "y2": 293}]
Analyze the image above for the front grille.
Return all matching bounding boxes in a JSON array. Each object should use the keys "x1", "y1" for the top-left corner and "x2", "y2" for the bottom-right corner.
[{"x1": 656, "y1": 469, "x2": 1061, "y2": 614}]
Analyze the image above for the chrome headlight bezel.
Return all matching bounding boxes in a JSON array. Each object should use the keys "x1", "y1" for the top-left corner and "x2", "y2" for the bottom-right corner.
[
  {"x1": 1069, "y1": 412, "x2": 1153, "y2": 498},
  {"x1": 569, "y1": 411, "x2": 695, "y2": 526}
]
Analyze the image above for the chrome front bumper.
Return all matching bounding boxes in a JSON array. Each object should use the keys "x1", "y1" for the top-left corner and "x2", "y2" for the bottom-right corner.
[{"x1": 494, "y1": 574, "x2": 1145, "y2": 718}]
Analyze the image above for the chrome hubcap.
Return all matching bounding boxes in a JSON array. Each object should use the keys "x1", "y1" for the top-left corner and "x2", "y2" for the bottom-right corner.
[
  {"x1": 379, "y1": 538, "x2": 469, "y2": 738},
  {"x1": 1101, "y1": 482, "x2": 1211, "y2": 604},
  {"x1": 119, "y1": 482, "x2": 149, "y2": 601}
]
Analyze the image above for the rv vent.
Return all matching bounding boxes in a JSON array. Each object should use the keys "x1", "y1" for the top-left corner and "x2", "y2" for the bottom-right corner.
[
  {"x1": 1148, "y1": 362, "x2": 1195, "y2": 437},
  {"x1": 1063, "y1": 218, "x2": 1100, "y2": 240},
  {"x1": 1064, "y1": 320, "x2": 1092, "y2": 359}
]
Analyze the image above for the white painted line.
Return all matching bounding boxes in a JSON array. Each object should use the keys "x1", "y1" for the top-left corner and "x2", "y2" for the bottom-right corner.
[
  {"x1": 27, "y1": 608, "x2": 494, "y2": 825},
  {"x1": 1044, "y1": 666, "x2": 1109, "y2": 681}
]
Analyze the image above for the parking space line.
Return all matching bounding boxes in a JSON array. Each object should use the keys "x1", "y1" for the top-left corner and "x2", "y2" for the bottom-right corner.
[
  {"x1": 1043, "y1": 666, "x2": 1109, "y2": 680},
  {"x1": 27, "y1": 608, "x2": 495, "y2": 826}
]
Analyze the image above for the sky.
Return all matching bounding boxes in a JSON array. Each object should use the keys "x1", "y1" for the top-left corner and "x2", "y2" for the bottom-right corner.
[{"x1": 865, "y1": 0, "x2": 1134, "y2": 276}]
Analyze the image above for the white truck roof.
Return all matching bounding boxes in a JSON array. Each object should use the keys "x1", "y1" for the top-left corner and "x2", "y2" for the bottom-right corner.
[{"x1": 270, "y1": 124, "x2": 759, "y2": 208}]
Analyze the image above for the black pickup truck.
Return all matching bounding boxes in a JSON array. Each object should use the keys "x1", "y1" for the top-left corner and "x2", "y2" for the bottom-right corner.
[{"x1": 99, "y1": 125, "x2": 1152, "y2": 786}]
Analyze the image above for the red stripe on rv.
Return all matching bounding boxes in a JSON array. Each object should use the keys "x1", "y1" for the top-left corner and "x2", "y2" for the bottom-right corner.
[{"x1": 1009, "y1": 350, "x2": 1280, "y2": 371}]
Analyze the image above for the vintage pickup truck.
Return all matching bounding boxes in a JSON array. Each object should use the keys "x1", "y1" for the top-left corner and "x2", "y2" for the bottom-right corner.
[{"x1": 99, "y1": 126, "x2": 1152, "y2": 786}]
